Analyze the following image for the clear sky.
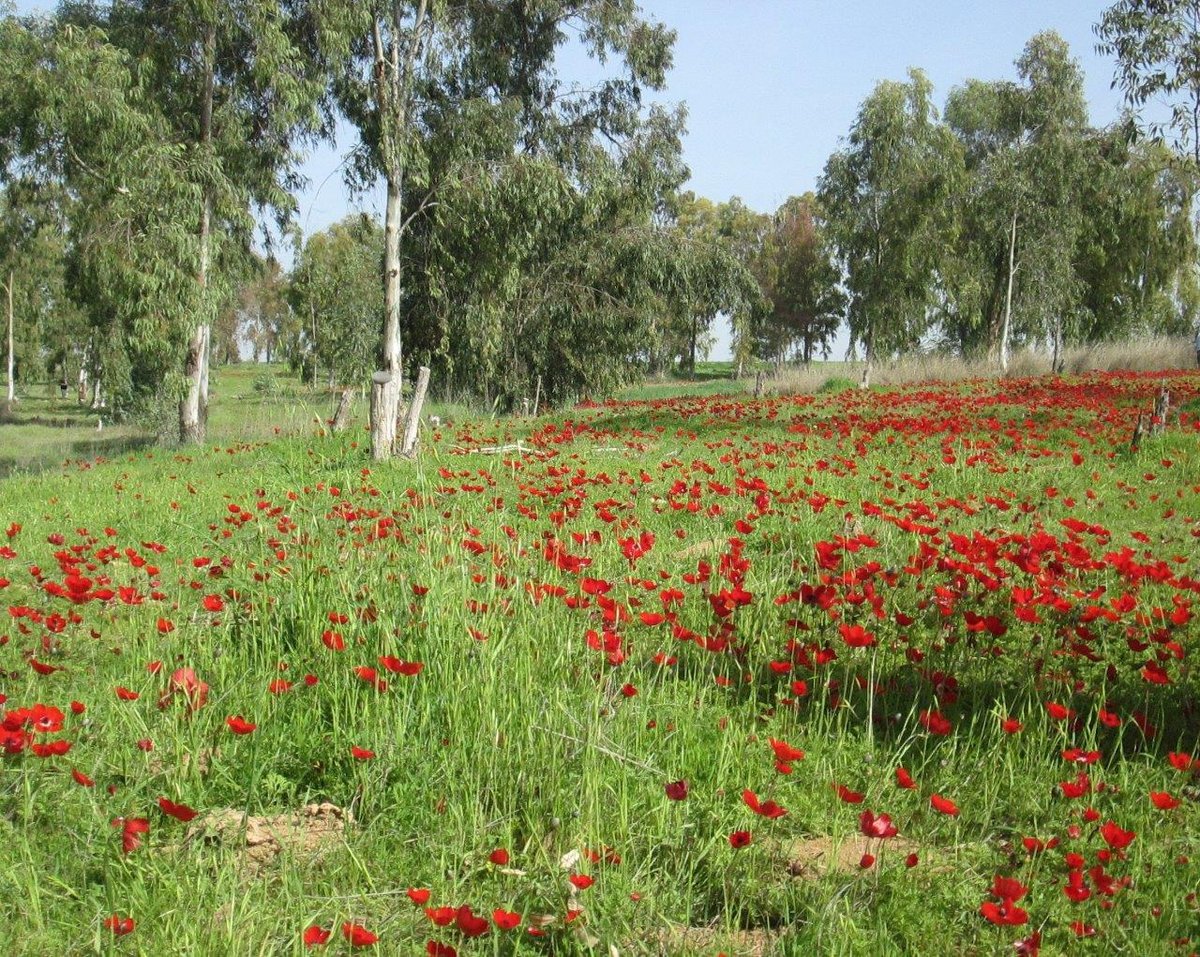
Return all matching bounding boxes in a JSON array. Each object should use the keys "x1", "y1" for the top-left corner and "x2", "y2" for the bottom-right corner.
[{"x1": 12, "y1": 1, "x2": 1145, "y2": 358}]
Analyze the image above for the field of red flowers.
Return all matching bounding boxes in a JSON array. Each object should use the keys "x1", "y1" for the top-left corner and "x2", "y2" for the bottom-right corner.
[{"x1": 1, "y1": 369, "x2": 1198, "y2": 955}]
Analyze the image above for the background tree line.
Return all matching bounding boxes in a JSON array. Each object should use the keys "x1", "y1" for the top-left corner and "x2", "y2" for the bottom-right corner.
[{"x1": 1, "y1": 3, "x2": 1198, "y2": 454}]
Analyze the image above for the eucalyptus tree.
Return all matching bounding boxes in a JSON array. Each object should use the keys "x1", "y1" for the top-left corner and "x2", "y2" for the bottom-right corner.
[
  {"x1": 1014, "y1": 32, "x2": 1091, "y2": 369},
  {"x1": 1096, "y1": 0, "x2": 1200, "y2": 164},
  {"x1": 940, "y1": 33, "x2": 1092, "y2": 372},
  {"x1": 1, "y1": 14, "x2": 207, "y2": 412},
  {"x1": 288, "y1": 215, "x2": 381, "y2": 387},
  {"x1": 67, "y1": 0, "x2": 324, "y2": 442},
  {"x1": 1074, "y1": 134, "x2": 1199, "y2": 339},
  {"x1": 756, "y1": 194, "x2": 844, "y2": 367},
  {"x1": 309, "y1": 0, "x2": 675, "y2": 455},
  {"x1": 818, "y1": 69, "x2": 961, "y2": 387}
]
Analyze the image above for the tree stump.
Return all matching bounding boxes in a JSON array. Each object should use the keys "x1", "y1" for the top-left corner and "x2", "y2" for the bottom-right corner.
[
  {"x1": 399, "y1": 366, "x2": 431, "y2": 457},
  {"x1": 370, "y1": 371, "x2": 392, "y2": 452},
  {"x1": 331, "y1": 387, "x2": 356, "y2": 433}
]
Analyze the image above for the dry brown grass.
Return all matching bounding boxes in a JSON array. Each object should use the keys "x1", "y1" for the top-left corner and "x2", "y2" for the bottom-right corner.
[{"x1": 766, "y1": 336, "x2": 1196, "y2": 394}]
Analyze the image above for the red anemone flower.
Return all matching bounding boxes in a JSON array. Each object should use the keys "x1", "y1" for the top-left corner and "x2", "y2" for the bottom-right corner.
[
  {"x1": 742, "y1": 788, "x2": 787, "y2": 818},
  {"x1": 664, "y1": 779, "x2": 689, "y2": 801},
  {"x1": 225, "y1": 715, "x2": 256, "y2": 735},
  {"x1": 303, "y1": 925, "x2": 331, "y2": 947},
  {"x1": 342, "y1": 922, "x2": 378, "y2": 947}
]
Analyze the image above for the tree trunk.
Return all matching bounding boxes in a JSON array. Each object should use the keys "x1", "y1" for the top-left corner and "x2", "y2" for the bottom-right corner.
[
  {"x1": 688, "y1": 315, "x2": 698, "y2": 376},
  {"x1": 860, "y1": 327, "x2": 873, "y2": 389},
  {"x1": 1051, "y1": 316, "x2": 1064, "y2": 374},
  {"x1": 4, "y1": 271, "x2": 13, "y2": 406},
  {"x1": 999, "y1": 209, "x2": 1017, "y2": 376},
  {"x1": 372, "y1": 167, "x2": 404, "y2": 459},
  {"x1": 399, "y1": 365, "x2": 430, "y2": 456},
  {"x1": 180, "y1": 24, "x2": 216, "y2": 445},
  {"x1": 330, "y1": 386, "x2": 356, "y2": 433}
]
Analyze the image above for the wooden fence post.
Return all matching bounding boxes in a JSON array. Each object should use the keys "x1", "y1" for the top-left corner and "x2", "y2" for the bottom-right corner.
[
  {"x1": 331, "y1": 387, "x2": 356, "y2": 433},
  {"x1": 370, "y1": 371, "x2": 392, "y2": 454},
  {"x1": 400, "y1": 365, "x2": 431, "y2": 457}
]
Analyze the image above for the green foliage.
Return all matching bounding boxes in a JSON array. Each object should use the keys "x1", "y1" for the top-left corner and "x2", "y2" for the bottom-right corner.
[
  {"x1": 252, "y1": 369, "x2": 280, "y2": 397},
  {"x1": 1096, "y1": 0, "x2": 1200, "y2": 163},
  {"x1": 816, "y1": 375, "x2": 857, "y2": 394},
  {"x1": 818, "y1": 69, "x2": 962, "y2": 380},
  {"x1": 288, "y1": 215, "x2": 381, "y2": 387},
  {"x1": 754, "y1": 194, "x2": 845, "y2": 365}
]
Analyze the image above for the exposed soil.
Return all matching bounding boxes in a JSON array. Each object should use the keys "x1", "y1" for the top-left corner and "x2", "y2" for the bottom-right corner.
[{"x1": 181, "y1": 802, "x2": 351, "y2": 874}]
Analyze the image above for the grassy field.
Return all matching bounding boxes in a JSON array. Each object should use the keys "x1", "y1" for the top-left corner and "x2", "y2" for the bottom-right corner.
[{"x1": 1, "y1": 368, "x2": 1199, "y2": 955}]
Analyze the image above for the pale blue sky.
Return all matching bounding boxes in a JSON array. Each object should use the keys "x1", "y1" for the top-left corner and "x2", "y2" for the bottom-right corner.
[{"x1": 12, "y1": 1, "x2": 1149, "y2": 358}]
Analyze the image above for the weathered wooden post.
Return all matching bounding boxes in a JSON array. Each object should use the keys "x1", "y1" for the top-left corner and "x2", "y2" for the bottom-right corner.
[
  {"x1": 370, "y1": 370, "x2": 392, "y2": 459},
  {"x1": 399, "y1": 365, "x2": 431, "y2": 457},
  {"x1": 331, "y1": 387, "x2": 356, "y2": 433}
]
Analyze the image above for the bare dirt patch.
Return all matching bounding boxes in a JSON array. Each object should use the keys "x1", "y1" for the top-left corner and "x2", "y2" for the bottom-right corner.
[
  {"x1": 181, "y1": 802, "x2": 352, "y2": 874},
  {"x1": 637, "y1": 925, "x2": 775, "y2": 957},
  {"x1": 784, "y1": 833, "x2": 922, "y2": 878}
]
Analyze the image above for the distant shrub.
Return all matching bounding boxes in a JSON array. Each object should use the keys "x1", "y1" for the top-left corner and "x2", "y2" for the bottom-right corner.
[
  {"x1": 253, "y1": 371, "x2": 280, "y2": 397},
  {"x1": 817, "y1": 376, "x2": 857, "y2": 394}
]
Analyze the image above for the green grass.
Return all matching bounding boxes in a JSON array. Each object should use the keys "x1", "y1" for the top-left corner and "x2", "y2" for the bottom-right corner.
[{"x1": 1, "y1": 368, "x2": 1198, "y2": 955}]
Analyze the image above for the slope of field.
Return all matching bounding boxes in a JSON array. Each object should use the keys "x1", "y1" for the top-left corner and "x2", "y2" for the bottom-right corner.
[{"x1": 1, "y1": 370, "x2": 1198, "y2": 955}]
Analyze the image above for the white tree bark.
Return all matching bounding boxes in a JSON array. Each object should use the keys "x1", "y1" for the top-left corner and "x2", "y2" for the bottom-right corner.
[
  {"x1": 369, "y1": 1, "x2": 428, "y2": 461},
  {"x1": 999, "y1": 209, "x2": 1017, "y2": 375},
  {"x1": 399, "y1": 365, "x2": 430, "y2": 456},
  {"x1": 5, "y1": 271, "x2": 13, "y2": 405},
  {"x1": 180, "y1": 24, "x2": 215, "y2": 445}
]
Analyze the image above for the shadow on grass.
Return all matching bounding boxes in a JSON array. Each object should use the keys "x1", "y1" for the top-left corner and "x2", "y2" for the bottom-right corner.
[{"x1": 0, "y1": 434, "x2": 158, "y2": 479}]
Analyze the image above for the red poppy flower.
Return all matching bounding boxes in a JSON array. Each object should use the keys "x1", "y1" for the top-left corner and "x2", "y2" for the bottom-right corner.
[
  {"x1": 742, "y1": 788, "x2": 787, "y2": 818},
  {"x1": 492, "y1": 909, "x2": 521, "y2": 930},
  {"x1": 859, "y1": 810, "x2": 898, "y2": 839},
  {"x1": 918, "y1": 709, "x2": 952, "y2": 736},
  {"x1": 114, "y1": 687, "x2": 140, "y2": 701},
  {"x1": 568, "y1": 874, "x2": 594, "y2": 889},
  {"x1": 342, "y1": 922, "x2": 378, "y2": 947},
  {"x1": 350, "y1": 746, "x2": 375, "y2": 760},
  {"x1": 729, "y1": 830, "x2": 752, "y2": 848},
  {"x1": 1045, "y1": 702, "x2": 1074, "y2": 721},
  {"x1": 833, "y1": 783, "x2": 864, "y2": 804},
  {"x1": 488, "y1": 848, "x2": 510, "y2": 865},
  {"x1": 1150, "y1": 791, "x2": 1180, "y2": 810},
  {"x1": 979, "y1": 899, "x2": 1028, "y2": 926},
  {"x1": 112, "y1": 816, "x2": 150, "y2": 854},
  {"x1": 929, "y1": 794, "x2": 959, "y2": 816},
  {"x1": 859, "y1": 852, "x2": 875, "y2": 869},
  {"x1": 664, "y1": 779, "x2": 689, "y2": 801},
  {"x1": 103, "y1": 914, "x2": 135, "y2": 936},
  {"x1": 769, "y1": 738, "x2": 805, "y2": 763},
  {"x1": 71, "y1": 768, "x2": 95, "y2": 787},
  {"x1": 839, "y1": 623, "x2": 876, "y2": 648},
  {"x1": 268, "y1": 679, "x2": 293, "y2": 694},
  {"x1": 225, "y1": 715, "x2": 256, "y2": 735},
  {"x1": 894, "y1": 767, "x2": 917, "y2": 790},
  {"x1": 455, "y1": 905, "x2": 490, "y2": 937},
  {"x1": 1099, "y1": 820, "x2": 1135, "y2": 850},
  {"x1": 1001, "y1": 717, "x2": 1023, "y2": 734},
  {"x1": 1168, "y1": 752, "x2": 1198, "y2": 772},
  {"x1": 157, "y1": 797, "x2": 198, "y2": 822},
  {"x1": 321, "y1": 630, "x2": 345, "y2": 651},
  {"x1": 202, "y1": 594, "x2": 224, "y2": 613},
  {"x1": 303, "y1": 925, "x2": 331, "y2": 947},
  {"x1": 426, "y1": 942, "x2": 457, "y2": 957},
  {"x1": 407, "y1": 888, "x2": 431, "y2": 905},
  {"x1": 425, "y1": 907, "x2": 455, "y2": 926}
]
